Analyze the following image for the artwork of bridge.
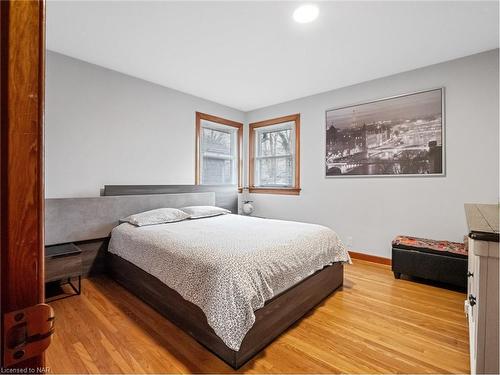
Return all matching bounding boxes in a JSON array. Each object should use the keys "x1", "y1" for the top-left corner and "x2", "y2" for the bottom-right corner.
[{"x1": 326, "y1": 161, "x2": 362, "y2": 174}]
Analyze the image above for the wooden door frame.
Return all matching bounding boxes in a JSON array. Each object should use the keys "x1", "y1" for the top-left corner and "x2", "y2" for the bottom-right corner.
[{"x1": 1, "y1": 0, "x2": 46, "y2": 370}]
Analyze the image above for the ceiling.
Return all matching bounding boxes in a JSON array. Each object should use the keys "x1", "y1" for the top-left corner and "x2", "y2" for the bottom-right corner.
[{"x1": 47, "y1": 1, "x2": 499, "y2": 111}]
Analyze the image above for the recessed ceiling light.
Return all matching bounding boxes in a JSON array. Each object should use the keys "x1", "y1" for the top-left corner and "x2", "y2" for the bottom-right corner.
[{"x1": 293, "y1": 4, "x2": 319, "y2": 24}]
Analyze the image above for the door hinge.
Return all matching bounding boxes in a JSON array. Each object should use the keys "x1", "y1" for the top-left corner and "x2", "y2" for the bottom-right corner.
[{"x1": 3, "y1": 303, "x2": 55, "y2": 367}]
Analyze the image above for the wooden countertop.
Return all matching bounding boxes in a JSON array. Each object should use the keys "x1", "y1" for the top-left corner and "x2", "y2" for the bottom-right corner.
[{"x1": 464, "y1": 203, "x2": 499, "y2": 242}]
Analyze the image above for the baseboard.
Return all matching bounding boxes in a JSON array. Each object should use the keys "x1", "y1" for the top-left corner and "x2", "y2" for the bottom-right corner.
[{"x1": 349, "y1": 251, "x2": 392, "y2": 266}]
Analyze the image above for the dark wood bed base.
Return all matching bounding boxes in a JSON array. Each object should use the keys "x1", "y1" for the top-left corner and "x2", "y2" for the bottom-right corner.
[{"x1": 107, "y1": 253, "x2": 343, "y2": 369}]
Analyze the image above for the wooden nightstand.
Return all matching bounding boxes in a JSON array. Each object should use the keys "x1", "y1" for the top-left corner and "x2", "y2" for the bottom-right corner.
[{"x1": 45, "y1": 243, "x2": 82, "y2": 300}]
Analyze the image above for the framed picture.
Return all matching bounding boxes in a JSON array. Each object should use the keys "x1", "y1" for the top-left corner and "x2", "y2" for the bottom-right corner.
[{"x1": 325, "y1": 88, "x2": 445, "y2": 177}]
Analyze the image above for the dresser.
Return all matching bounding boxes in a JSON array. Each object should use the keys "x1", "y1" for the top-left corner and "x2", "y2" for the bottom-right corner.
[{"x1": 464, "y1": 203, "x2": 499, "y2": 375}]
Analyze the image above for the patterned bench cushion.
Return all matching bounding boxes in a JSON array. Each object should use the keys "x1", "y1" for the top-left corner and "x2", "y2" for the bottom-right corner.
[{"x1": 392, "y1": 235, "x2": 468, "y2": 258}]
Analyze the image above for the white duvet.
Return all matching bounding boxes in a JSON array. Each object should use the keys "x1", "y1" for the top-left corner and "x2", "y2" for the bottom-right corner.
[{"x1": 108, "y1": 214, "x2": 350, "y2": 350}]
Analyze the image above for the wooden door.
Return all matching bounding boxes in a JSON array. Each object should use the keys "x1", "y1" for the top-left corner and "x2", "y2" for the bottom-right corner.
[{"x1": 1, "y1": 0, "x2": 47, "y2": 371}]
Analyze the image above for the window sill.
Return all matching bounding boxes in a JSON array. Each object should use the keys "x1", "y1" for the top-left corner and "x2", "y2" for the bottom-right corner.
[{"x1": 248, "y1": 187, "x2": 301, "y2": 195}]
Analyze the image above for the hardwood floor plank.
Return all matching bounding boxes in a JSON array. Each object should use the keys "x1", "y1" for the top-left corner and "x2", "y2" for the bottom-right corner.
[
  {"x1": 73, "y1": 342, "x2": 102, "y2": 374},
  {"x1": 294, "y1": 308, "x2": 456, "y2": 373},
  {"x1": 46, "y1": 259, "x2": 469, "y2": 374},
  {"x1": 326, "y1": 299, "x2": 469, "y2": 352}
]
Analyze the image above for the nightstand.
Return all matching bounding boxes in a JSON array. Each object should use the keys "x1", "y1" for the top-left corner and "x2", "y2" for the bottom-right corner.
[{"x1": 45, "y1": 243, "x2": 82, "y2": 300}]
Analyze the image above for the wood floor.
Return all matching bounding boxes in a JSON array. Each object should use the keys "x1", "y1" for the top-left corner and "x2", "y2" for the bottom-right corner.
[{"x1": 46, "y1": 260, "x2": 470, "y2": 374}]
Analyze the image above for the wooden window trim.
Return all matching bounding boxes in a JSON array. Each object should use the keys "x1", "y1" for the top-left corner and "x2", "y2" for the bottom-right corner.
[
  {"x1": 195, "y1": 112, "x2": 243, "y2": 191},
  {"x1": 249, "y1": 114, "x2": 301, "y2": 195}
]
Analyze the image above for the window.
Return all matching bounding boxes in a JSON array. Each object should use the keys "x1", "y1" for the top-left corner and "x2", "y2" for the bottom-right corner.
[
  {"x1": 249, "y1": 114, "x2": 300, "y2": 195},
  {"x1": 195, "y1": 112, "x2": 242, "y2": 188}
]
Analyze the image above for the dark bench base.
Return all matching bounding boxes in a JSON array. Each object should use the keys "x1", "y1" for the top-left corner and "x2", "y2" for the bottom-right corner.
[{"x1": 392, "y1": 247, "x2": 467, "y2": 288}]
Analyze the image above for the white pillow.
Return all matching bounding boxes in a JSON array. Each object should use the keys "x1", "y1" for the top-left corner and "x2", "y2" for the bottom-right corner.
[
  {"x1": 121, "y1": 208, "x2": 190, "y2": 227},
  {"x1": 180, "y1": 206, "x2": 230, "y2": 219}
]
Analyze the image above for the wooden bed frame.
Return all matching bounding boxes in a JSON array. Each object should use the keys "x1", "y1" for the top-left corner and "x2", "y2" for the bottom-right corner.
[
  {"x1": 102, "y1": 185, "x2": 345, "y2": 368},
  {"x1": 45, "y1": 184, "x2": 345, "y2": 369},
  {"x1": 107, "y1": 253, "x2": 343, "y2": 369}
]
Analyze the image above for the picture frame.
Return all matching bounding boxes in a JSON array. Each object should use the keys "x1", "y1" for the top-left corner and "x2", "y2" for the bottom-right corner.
[{"x1": 325, "y1": 88, "x2": 445, "y2": 178}]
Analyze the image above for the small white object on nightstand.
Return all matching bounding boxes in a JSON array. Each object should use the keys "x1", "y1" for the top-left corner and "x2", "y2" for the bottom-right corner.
[
  {"x1": 241, "y1": 187, "x2": 254, "y2": 215},
  {"x1": 242, "y1": 201, "x2": 254, "y2": 215}
]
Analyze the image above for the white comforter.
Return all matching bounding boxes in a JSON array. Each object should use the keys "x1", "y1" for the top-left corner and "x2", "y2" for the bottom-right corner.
[{"x1": 108, "y1": 214, "x2": 350, "y2": 350}]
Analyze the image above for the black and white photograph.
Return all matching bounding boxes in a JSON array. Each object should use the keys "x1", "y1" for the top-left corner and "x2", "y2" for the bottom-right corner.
[{"x1": 325, "y1": 88, "x2": 444, "y2": 177}]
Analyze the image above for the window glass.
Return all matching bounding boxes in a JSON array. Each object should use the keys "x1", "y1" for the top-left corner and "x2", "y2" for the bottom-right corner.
[
  {"x1": 255, "y1": 122, "x2": 295, "y2": 187},
  {"x1": 200, "y1": 121, "x2": 237, "y2": 185}
]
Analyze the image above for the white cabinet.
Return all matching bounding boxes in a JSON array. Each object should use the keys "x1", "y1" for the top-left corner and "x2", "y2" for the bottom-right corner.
[{"x1": 465, "y1": 204, "x2": 499, "y2": 375}]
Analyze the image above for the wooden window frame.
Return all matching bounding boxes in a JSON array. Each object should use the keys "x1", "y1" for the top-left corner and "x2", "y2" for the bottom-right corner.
[
  {"x1": 195, "y1": 112, "x2": 243, "y2": 190},
  {"x1": 249, "y1": 114, "x2": 301, "y2": 195}
]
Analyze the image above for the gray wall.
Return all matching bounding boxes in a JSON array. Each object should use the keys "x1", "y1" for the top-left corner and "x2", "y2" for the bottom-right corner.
[
  {"x1": 45, "y1": 51, "x2": 244, "y2": 198},
  {"x1": 46, "y1": 49, "x2": 499, "y2": 258},
  {"x1": 246, "y1": 49, "x2": 499, "y2": 258}
]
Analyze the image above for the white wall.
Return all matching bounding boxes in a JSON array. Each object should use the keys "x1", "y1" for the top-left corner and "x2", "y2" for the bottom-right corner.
[
  {"x1": 246, "y1": 50, "x2": 499, "y2": 258},
  {"x1": 45, "y1": 51, "x2": 244, "y2": 198}
]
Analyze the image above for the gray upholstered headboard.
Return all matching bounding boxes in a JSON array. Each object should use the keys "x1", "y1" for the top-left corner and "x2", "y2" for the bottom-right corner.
[
  {"x1": 45, "y1": 192, "x2": 214, "y2": 246},
  {"x1": 103, "y1": 184, "x2": 238, "y2": 213},
  {"x1": 45, "y1": 185, "x2": 238, "y2": 246}
]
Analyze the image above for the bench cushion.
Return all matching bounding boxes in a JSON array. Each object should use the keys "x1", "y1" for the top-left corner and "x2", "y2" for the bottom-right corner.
[{"x1": 392, "y1": 235, "x2": 467, "y2": 258}]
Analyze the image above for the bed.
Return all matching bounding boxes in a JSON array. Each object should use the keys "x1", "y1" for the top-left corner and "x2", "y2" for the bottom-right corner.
[{"x1": 45, "y1": 185, "x2": 349, "y2": 369}]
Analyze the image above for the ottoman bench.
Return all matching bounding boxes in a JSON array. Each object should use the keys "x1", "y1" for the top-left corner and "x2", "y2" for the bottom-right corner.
[{"x1": 392, "y1": 235, "x2": 468, "y2": 288}]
